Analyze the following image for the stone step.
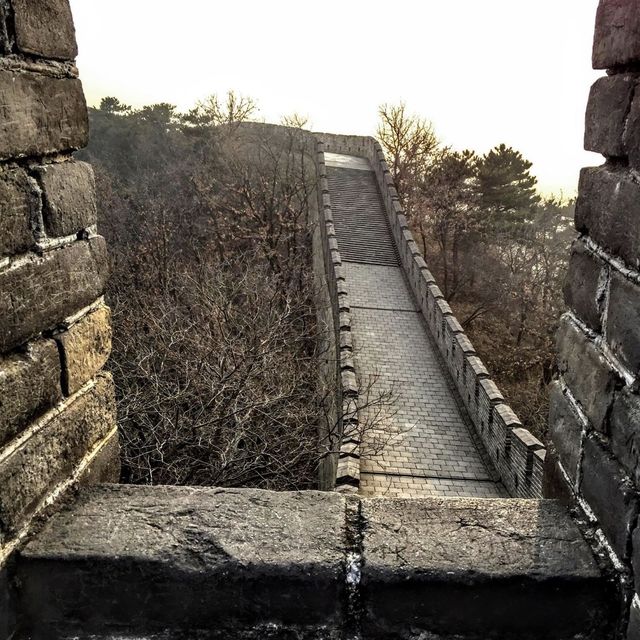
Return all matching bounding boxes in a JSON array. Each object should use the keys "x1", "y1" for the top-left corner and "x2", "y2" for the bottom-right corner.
[
  {"x1": 15, "y1": 485, "x2": 616, "y2": 639},
  {"x1": 327, "y1": 166, "x2": 399, "y2": 267}
]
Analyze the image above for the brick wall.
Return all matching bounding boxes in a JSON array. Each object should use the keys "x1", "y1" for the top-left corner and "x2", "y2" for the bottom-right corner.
[
  {"x1": 0, "y1": 2, "x2": 119, "y2": 637},
  {"x1": 547, "y1": 1, "x2": 640, "y2": 637},
  {"x1": 314, "y1": 141, "x2": 361, "y2": 491},
  {"x1": 317, "y1": 132, "x2": 546, "y2": 498}
]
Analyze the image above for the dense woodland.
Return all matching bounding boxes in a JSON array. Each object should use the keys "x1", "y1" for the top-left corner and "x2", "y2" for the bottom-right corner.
[
  {"x1": 82, "y1": 94, "x2": 573, "y2": 488},
  {"x1": 375, "y1": 104, "x2": 574, "y2": 438}
]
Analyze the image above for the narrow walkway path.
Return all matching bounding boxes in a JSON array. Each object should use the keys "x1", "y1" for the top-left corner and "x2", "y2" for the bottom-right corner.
[{"x1": 325, "y1": 153, "x2": 506, "y2": 498}]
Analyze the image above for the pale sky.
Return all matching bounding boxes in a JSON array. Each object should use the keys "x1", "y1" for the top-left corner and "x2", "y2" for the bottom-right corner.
[{"x1": 70, "y1": 0, "x2": 602, "y2": 196}]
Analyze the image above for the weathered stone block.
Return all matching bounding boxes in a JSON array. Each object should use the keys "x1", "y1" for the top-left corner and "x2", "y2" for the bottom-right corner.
[
  {"x1": 563, "y1": 241, "x2": 605, "y2": 332},
  {"x1": 0, "y1": 166, "x2": 38, "y2": 257},
  {"x1": 0, "y1": 338, "x2": 62, "y2": 449},
  {"x1": 11, "y1": 0, "x2": 77, "y2": 60},
  {"x1": 34, "y1": 161, "x2": 96, "y2": 237},
  {"x1": 625, "y1": 89, "x2": 640, "y2": 172},
  {"x1": 55, "y1": 305, "x2": 111, "y2": 395},
  {"x1": 0, "y1": 70, "x2": 88, "y2": 161},
  {"x1": 542, "y1": 445, "x2": 575, "y2": 503},
  {"x1": 495, "y1": 403, "x2": 521, "y2": 428},
  {"x1": 18, "y1": 485, "x2": 346, "y2": 637},
  {"x1": 593, "y1": 0, "x2": 640, "y2": 69},
  {"x1": 585, "y1": 74, "x2": 638, "y2": 157},
  {"x1": 0, "y1": 236, "x2": 108, "y2": 352},
  {"x1": 610, "y1": 387, "x2": 640, "y2": 487},
  {"x1": 360, "y1": 497, "x2": 613, "y2": 639},
  {"x1": 556, "y1": 315, "x2": 619, "y2": 430},
  {"x1": 607, "y1": 271, "x2": 640, "y2": 372},
  {"x1": 76, "y1": 428, "x2": 120, "y2": 486},
  {"x1": 627, "y1": 596, "x2": 640, "y2": 640},
  {"x1": 581, "y1": 434, "x2": 639, "y2": 560},
  {"x1": 548, "y1": 381, "x2": 584, "y2": 484},
  {"x1": 0, "y1": 567, "x2": 15, "y2": 640},
  {"x1": 575, "y1": 166, "x2": 640, "y2": 269},
  {"x1": 0, "y1": 373, "x2": 115, "y2": 542}
]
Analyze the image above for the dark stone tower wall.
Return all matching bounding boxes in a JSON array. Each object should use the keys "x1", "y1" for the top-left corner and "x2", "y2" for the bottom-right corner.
[
  {"x1": 547, "y1": 1, "x2": 640, "y2": 637},
  {"x1": 0, "y1": 2, "x2": 119, "y2": 637}
]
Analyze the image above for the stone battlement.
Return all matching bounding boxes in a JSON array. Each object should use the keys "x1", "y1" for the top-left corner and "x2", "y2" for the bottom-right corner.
[{"x1": 315, "y1": 133, "x2": 545, "y2": 498}]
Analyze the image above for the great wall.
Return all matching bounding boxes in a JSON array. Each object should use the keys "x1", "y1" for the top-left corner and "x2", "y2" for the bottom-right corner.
[{"x1": 1, "y1": 0, "x2": 640, "y2": 638}]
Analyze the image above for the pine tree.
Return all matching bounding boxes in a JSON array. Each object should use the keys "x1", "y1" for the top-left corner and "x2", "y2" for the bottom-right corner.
[{"x1": 476, "y1": 144, "x2": 540, "y2": 234}]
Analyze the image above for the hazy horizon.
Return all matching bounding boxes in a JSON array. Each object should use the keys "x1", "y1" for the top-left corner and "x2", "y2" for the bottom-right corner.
[{"x1": 70, "y1": 0, "x2": 603, "y2": 197}]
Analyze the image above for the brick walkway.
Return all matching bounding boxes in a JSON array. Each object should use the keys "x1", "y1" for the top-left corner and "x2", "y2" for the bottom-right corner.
[{"x1": 325, "y1": 153, "x2": 506, "y2": 498}]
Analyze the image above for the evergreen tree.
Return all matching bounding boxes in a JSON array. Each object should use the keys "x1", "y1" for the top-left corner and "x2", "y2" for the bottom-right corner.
[{"x1": 476, "y1": 144, "x2": 540, "y2": 233}]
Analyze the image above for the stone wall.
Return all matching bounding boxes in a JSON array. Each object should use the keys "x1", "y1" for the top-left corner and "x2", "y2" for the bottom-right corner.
[
  {"x1": 317, "y1": 133, "x2": 546, "y2": 498},
  {"x1": 547, "y1": 1, "x2": 640, "y2": 637},
  {"x1": 314, "y1": 141, "x2": 361, "y2": 491},
  {"x1": 0, "y1": 2, "x2": 119, "y2": 637},
  {"x1": 16, "y1": 484, "x2": 617, "y2": 639}
]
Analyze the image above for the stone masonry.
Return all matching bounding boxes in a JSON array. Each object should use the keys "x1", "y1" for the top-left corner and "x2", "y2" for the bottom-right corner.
[
  {"x1": 0, "y1": 2, "x2": 119, "y2": 638},
  {"x1": 546, "y1": 1, "x2": 640, "y2": 638},
  {"x1": 0, "y1": 0, "x2": 632, "y2": 638},
  {"x1": 317, "y1": 134, "x2": 546, "y2": 499},
  {"x1": 324, "y1": 155, "x2": 506, "y2": 498}
]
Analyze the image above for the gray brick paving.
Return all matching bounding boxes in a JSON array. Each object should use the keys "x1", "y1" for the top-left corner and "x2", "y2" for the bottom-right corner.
[
  {"x1": 327, "y1": 154, "x2": 504, "y2": 498},
  {"x1": 360, "y1": 472, "x2": 508, "y2": 498}
]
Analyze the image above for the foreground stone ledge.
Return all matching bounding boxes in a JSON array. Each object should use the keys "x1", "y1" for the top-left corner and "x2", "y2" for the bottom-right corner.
[
  {"x1": 18, "y1": 485, "x2": 347, "y2": 638},
  {"x1": 0, "y1": 69, "x2": 87, "y2": 161},
  {"x1": 16, "y1": 488, "x2": 615, "y2": 639},
  {"x1": 360, "y1": 497, "x2": 615, "y2": 639},
  {"x1": 10, "y1": 0, "x2": 78, "y2": 61},
  {"x1": 0, "y1": 373, "x2": 115, "y2": 542},
  {"x1": 0, "y1": 338, "x2": 62, "y2": 449},
  {"x1": 0, "y1": 236, "x2": 108, "y2": 353}
]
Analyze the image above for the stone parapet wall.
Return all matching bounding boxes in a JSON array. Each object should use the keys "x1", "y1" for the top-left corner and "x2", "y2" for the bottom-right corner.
[
  {"x1": 316, "y1": 132, "x2": 545, "y2": 498},
  {"x1": 16, "y1": 485, "x2": 616, "y2": 639},
  {"x1": 548, "y1": 2, "x2": 640, "y2": 638},
  {"x1": 0, "y1": 2, "x2": 119, "y2": 637},
  {"x1": 314, "y1": 141, "x2": 361, "y2": 491}
]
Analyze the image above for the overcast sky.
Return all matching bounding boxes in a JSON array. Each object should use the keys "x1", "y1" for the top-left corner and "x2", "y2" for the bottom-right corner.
[{"x1": 69, "y1": 0, "x2": 602, "y2": 196}]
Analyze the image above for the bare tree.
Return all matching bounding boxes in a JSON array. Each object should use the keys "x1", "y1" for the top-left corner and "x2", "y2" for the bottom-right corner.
[
  {"x1": 94, "y1": 115, "x2": 401, "y2": 489},
  {"x1": 376, "y1": 102, "x2": 439, "y2": 213},
  {"x1": 281, "y1": 113, "x2": 311, "y2": 129},
  {"x1": 182, "y1": 90, "x2": 259, "y2": 127}
]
